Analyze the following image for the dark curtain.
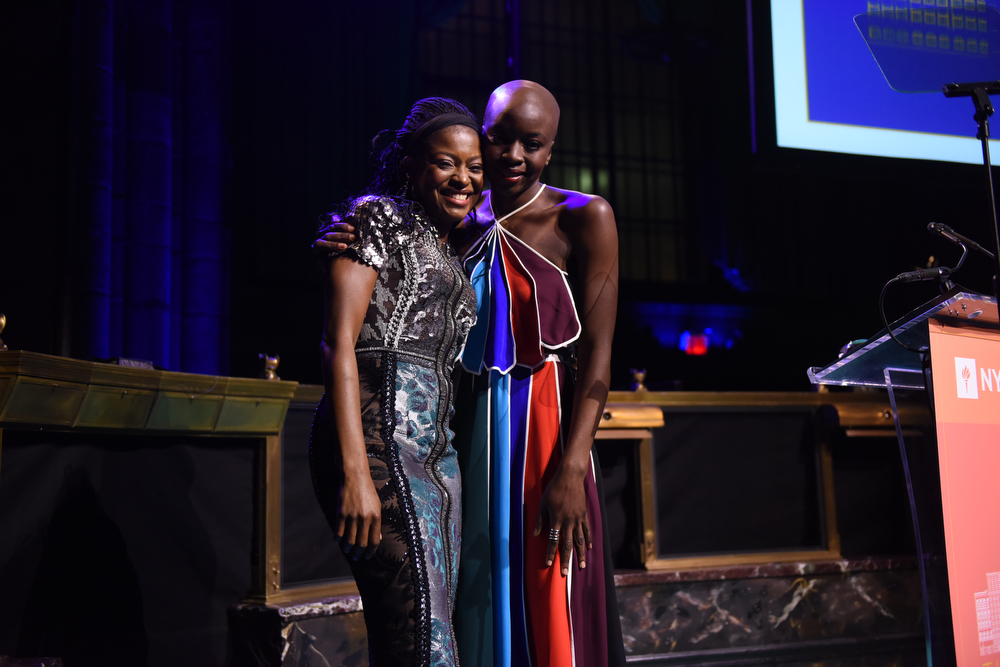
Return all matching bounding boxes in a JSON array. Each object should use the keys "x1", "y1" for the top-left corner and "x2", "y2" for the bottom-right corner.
[
  {"x1": 67, "y1": 0, "x2": 229, "y2": 374},
  {"x1": 226, "y1": 0, "x2": 456, "y2": 382},
  {"x1": 5, "y1": 0, "x2": 473, "y2": 379}
]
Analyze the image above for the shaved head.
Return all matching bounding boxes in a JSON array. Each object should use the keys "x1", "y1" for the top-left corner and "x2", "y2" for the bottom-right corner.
[
  {"x1": 481, "y1": 80, "x2": 560, "y2": 201},
  {"x1": 484, "y1": 80, "x2": 560, "y2": 139}
]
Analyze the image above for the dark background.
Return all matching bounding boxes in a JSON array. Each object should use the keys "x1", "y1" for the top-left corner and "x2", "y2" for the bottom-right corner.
[
  {"x1": 3, "y1": 0, "x2": 997, "y2": 391},
  {"x1": 0, "y1": 431, "x2": 256, "y2": 666},
  {"x1": 0, "y1": 3, "x2": 947, "y2": 663}
]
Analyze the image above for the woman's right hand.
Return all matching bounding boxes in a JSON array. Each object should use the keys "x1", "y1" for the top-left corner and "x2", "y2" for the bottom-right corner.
[
  {"x1": 336, "y1": 475, "x2": 382, "y2": 560},
  {"x1": 312, "y1": 214, "x2": 357, "y2": 252},
  {"x1": 322, "y1": 250, "x2": 380, "y2": 562}
]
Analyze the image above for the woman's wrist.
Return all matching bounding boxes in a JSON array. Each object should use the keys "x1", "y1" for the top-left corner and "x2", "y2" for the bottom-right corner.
[
  {"x1": 341, "y1": 458, "x2": 372, "y2": 480},
  {"x1": 557, "y1": 453, "x2": 590, "y2": 479}
]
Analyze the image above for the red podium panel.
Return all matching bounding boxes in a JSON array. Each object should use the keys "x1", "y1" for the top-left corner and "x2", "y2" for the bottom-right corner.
[{"x1": 929, "y1": 320, "x2": 1000, "y2": 666}]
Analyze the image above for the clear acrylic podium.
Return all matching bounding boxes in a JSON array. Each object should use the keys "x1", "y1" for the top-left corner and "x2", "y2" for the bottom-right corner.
[{"x1": 810, "y1": 288, "x2": 1000, "y2": 667}]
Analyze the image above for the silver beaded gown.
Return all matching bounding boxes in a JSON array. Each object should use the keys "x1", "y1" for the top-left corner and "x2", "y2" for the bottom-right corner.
[{"x1": 310, "y1": 195, "x2": 477, "y2": 667}]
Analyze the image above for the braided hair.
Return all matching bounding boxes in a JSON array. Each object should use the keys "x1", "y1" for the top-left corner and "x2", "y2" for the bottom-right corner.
[{"x1": 366, "y1": 97, "x2": 479, "y2": 197}]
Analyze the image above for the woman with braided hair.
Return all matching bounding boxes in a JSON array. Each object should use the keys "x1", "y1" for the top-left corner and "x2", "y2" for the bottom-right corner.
[{"x1": 309, "y1": 97, "x2": 484, "y2": 666}]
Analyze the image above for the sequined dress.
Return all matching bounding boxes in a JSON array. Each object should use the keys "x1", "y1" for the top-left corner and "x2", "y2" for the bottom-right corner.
[
  {"x1": 453, "y1": 221, "x2": 626, "y2": 667},
  {"x1": 310, "y1": 195, "x2": 477, "y2": 667}
]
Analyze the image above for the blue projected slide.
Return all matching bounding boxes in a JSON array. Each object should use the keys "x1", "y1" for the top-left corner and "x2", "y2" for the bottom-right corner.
[{"x1": 772, "y1": 0, "x2": 1000, "y2": 164}]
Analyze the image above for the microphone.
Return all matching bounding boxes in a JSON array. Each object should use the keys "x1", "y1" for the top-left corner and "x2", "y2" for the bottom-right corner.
[
  {"x1": 890, "y1": 267, "x2": 952, "y2": 283},
  {"x1": 927, "y1": 222, "x2": 997, "y2": 259}
]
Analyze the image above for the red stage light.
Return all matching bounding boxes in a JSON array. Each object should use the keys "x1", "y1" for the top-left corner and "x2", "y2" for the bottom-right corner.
[{"x1": 685, "y1": 333, "x2": 709, "y2": 356}]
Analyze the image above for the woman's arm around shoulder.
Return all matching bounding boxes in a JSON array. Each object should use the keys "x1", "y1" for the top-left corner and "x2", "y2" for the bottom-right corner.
[{"x1": 314, "y1": 195, "x2": 403, "y2": 264}]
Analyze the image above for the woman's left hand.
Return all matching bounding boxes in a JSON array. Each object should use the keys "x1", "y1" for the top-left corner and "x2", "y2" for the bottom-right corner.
[{"x1": 535, "y1": 466, "x2": 592, "y2": 576}]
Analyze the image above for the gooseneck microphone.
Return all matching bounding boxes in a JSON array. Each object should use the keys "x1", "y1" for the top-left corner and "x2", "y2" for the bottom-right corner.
[
  {"x1": 927, "y1": 222, "x2": 997, "y2": 259},
  {"x1": 890, "y1": 266, "x2": 952, "y2": 283}
]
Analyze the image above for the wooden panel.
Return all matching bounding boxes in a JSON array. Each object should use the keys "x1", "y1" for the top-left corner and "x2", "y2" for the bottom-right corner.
[
  {"x1": 0, "y1": 376, "x2": 12, "y2": 413},
  {"x1": 609, "y1": 391, "x2": 835, "y2": 407},
  {"x1": 249, "y1": 435, "x2": 283, "y2": 602},
  {"x1": 225, "y1": 377, "x2": 298, "y2": 399},
  {"x1": 595, "y1": 429, "x2": 653, "y2": 440},
  {"x1": 643, "y1": 549, "x2": 842, "y2": 571},
  {"x1": 835, "y1": 401, "x2": 931, "y2": 428},
  {"x1": 157, "y1": 373, "x2": 229, "y2": 397},
  {"x1": 0, "y1": 350, "x2": 96, "y2": 384},
  {"x1": 608, "y1": 390, "x2": 897, "y2": 410},
  {"x1": 145, "y1": 392, "x2": 225, "y2": 431},
  {"x1": 88, "y1": 362, "x2": 163, "y2": 391},
  {"x1": 75, "y1": 385, "x2": 156, "y2": 429},
  {"x1": 0, "y1": 351, "x2": 296, "y2": 402},
  {"x1": 600, "y1": 404, "x2": 664, "y2": 429},
  {"x1": 607, "y1": 390, "x2": 932, "y2": 430},
  {"x1": 0, "y1": 377, "x2": 88, "y2": 426},
  {"x1": 0, "y1": 350, "x2": 303, "y2": 612},
  {"x1": 259, "y1": 580, "x2": 359, "y2": 606},
  {"x1": 293, "y1": 383, "x2": 325, "y2": 403},
  {"x1": 216, "y1": 397, "x2": 290, "y2": 434},
  {"x1": 638, "y1": 436, "x2": 657, "y2": 565},
  {"x1": 643, "y1": 408, "x2": 837, "y2": 569}
]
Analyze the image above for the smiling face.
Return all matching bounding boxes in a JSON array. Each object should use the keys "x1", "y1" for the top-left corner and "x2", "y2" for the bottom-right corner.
[
  {"x1": 482, "y1": 82, "x2": 559, "y2": 202},
  {"x1": 406, "y1": 124, "x2": 484, "y2": 227}
]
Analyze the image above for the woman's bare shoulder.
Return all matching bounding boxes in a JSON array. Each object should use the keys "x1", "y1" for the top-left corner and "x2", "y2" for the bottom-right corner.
[{"x1": 545, "y1": 186, "x2": 616, "y2": 233}]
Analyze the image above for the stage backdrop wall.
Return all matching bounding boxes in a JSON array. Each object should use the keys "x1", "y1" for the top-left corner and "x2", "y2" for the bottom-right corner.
[{"x1": 65, "y1": 0, "x2": 231, "y2": 374}]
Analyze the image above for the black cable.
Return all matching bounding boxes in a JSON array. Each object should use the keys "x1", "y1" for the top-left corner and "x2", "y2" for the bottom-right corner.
[{"x1": 879, "y1": 280, "x2": 926, "y2": 354}]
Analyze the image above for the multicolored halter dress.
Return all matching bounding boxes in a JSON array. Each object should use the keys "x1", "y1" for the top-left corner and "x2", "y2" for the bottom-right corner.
[{"x1": 453, "y1": 203, "x2": 625, "y2": 667}]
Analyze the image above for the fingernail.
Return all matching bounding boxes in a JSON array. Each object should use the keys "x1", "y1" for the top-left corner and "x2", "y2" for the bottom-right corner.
[
  {"x1": 546, "y1": 559, "x2": 553, "y2": 566},
  {"x1": 580, "y1": 562, "x2": 586, "y2": 569}
]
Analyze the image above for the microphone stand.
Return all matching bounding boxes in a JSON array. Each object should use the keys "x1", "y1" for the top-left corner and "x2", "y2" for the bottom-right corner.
[{"x1": 943, "y1": 81, "x2": 1000, "y2": 299}]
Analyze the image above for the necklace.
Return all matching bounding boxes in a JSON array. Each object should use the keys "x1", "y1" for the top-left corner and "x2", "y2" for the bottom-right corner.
[{"x1": 490, "y1": 183, "x2": 546, "y2": 225}]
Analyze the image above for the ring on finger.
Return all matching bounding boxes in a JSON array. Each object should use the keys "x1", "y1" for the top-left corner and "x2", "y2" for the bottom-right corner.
[{"x1": 548, "y1": 528, "x2": 561, "y2": 541}]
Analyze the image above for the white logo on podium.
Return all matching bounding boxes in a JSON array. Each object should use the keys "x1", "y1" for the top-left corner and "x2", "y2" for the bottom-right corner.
[
  {"x1": 956, "y1": 357, "x2": 978, "y2": 399},
  {"x1": 977, "y1": 572, "x2": 1000, "y2": 656}
]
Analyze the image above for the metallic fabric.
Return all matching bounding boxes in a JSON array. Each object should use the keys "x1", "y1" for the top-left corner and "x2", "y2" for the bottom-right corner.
[{"x1": 313, "y1": 195, "x2": 476, "y2": 666}]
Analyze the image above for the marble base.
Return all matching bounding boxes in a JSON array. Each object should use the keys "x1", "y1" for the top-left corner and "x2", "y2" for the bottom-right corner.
[
  {"x1": 229, "y1": 596, "x2": 367, "y2": 667},
  {"x1": 616, "y1": 558, "x2": 924, "y2": 665},
  {"x1": 229, "y1": 559, "x2": 925, "y2": 667},
  {"x1": 622, "y1": 635, "x2": 925, "y2": 666},
  {"x1": 614, "y1": 557, "x2": 919, "y2": 586}
]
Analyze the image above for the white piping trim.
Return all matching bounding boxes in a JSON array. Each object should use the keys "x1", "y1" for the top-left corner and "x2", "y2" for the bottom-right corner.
[
  {"x1": 520, "y1": 369, "x2": 534, "y2": 666},
  {"x1": 491, "y1": 183, "x2": 547, "y2": 225},
  {"x1": 498, "y1": 226, "x2": 582, "y2": 350}
]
